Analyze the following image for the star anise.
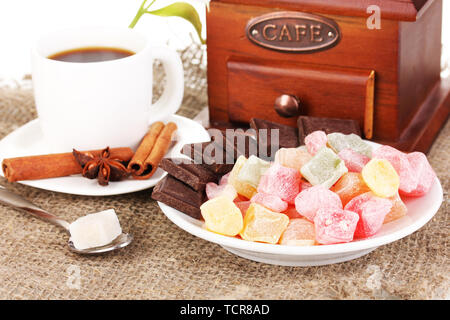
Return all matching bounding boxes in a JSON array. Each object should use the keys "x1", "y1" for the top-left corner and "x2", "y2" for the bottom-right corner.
[{"x1": 73, "y1": 147, "x2": 129, "y2": 186}]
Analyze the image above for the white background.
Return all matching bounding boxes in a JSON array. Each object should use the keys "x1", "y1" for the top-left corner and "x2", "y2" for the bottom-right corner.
[{"x1": 0, "y1": 0, "x2": 448, "y2": 80}]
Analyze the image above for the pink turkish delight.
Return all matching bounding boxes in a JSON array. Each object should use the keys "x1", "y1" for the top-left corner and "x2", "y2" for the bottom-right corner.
[
  {"x1": 305, "y1": 131, "x2": 327, "y2": 155},
  {"x1": 314, "y1": 208, "x2": 359, "y2": 245},
  {"x1": 251, "y1": 192, "x2": 288, "y2": 212},
  {"x1": 257, "y1": 163, "x2": 301, "y2": 204},
  {"x1": 338, "y1": 148, "x2": 370, "y2": 173},
  {"x1": 402, "y1": 152, "x2": 436, "y2": 197},
  {"x1": 294, "y1": 185, "x2": 342, "y2": 221},
  {"x1": 344, "y1": 192, "x2": 392, "y2": 238}
]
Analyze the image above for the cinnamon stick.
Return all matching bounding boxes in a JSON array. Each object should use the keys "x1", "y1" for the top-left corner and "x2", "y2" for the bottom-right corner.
[
  {"x1": 2, "y1": 147, "x2": 134, "y2": 182},
  {"x1": 133, "y1": 122, "x2": 178, "y2": 180},
  {"x1": 127, "y1": 121, "x2": 164, "y2": 176}
]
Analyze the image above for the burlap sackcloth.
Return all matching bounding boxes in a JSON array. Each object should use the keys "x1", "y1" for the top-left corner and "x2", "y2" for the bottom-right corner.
[{"x1": 0, "y1": 45, "x2": 448, "y2": 300}]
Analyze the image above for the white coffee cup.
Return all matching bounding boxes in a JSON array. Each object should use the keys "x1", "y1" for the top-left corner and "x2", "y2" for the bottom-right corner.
[{"x1": 31, "y1": 26, "x2": 184, "y2": 152}]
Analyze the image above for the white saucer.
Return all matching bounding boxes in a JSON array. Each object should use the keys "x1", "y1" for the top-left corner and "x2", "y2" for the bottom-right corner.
[
  {"x1": 0, "y1": 115, "x2": 210, "y2": 196},
  {"x1": 158, "y1": 141, "x2": 444, "y2": 266}
]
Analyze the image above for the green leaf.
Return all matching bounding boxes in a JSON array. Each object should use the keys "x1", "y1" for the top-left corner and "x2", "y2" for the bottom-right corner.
[{"x1": 147, "y1": 2, "x2": 205, "y2": 44}]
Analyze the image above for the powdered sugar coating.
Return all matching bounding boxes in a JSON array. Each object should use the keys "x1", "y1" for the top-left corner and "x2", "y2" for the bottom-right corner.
[
  {"x1": 258, "y1": 163, "x2": 301, "y2": 204},
  {"x1": 305, "y1": 131, "x2": 327, "y2": 155},
  {"x1": 294, "y1": 185, "x2": 342, "y2": 221},
  {"x1": 251, "y1": 192, "x2": 288, "y2": 212},
  {"x1": 372, "y1": 145, "x2": 418, "y2": 194},
  {"x1": 338, "y1": 148, "x2": 370, "y2": 173},
  {"x1": 206, "y1": 182, "x2": 237, "y2": 201},
  {"x1": 274, "y1": 147, "x2": 312, "y2": 172},
  {"x1": 344, "y1": 192, "x2": 392, "y2": 238},
  {"x1": 314, "y1": 208, "x2": 359, "y2": 244},
  {"x1": 403, "y1": 152, "x2": 436, "y2": 197},
  {"x1": 279, "y1": 218, "x2": 315, "y2": 246}
]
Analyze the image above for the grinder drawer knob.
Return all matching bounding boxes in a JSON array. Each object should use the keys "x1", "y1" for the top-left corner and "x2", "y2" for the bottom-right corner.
[{"x1": 274, "y1": 94, "x2": 300, "y2": 118}]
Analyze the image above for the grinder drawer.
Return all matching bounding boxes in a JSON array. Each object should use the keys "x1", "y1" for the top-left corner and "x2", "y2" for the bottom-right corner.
[{"x1": 227, "y1": 59, "x2": 375, "y2": 138}]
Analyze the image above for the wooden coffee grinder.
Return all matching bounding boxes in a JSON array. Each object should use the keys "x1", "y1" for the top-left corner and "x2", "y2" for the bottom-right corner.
[{"x1": 206, "y1": 0, "x2": 450, "y2": 152}]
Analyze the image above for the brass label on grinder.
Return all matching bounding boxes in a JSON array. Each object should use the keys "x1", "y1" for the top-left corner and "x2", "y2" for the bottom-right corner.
[{"x1": 246, "y1": 12, "x2": 341, "y2": 53}]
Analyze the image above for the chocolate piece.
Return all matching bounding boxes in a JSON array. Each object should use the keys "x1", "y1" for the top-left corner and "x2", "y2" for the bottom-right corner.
[
  {"x1": 159, "y1": 158, "x2": 218, "y2": 191},
  {"x1": 208, "y1": 128, "x2": 258, "y2": 159},
  {"x1": 249, "y1": 118, "x2": 299, "y2": 159},
  {"x1": 151, "y1": 175, "x2": 205, "y2": 220},
  {"x1": 180, "y1": 142, "x2": 233, "y2": 174},
  {"x1": 208, "y1": 120, "x2": 250, "y2": 131},
  {"x1": 297, "y1": 116, "x2": 361, "y2": 145}
]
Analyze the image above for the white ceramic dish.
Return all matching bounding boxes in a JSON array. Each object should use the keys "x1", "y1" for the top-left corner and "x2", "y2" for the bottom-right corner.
[
  {"x1": 0, "y1": 115, "x2": 210, "y2": 196},
  {"x1": 158, "y1": 141, "x2": 443, "y2": 266}
]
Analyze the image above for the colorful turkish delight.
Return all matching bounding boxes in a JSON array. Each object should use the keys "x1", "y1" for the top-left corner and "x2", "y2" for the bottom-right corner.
[
  {"x1": 305, "y1": 130, "x2": 327, "y2": 155},
  {"x1": 200, "y1": 196, "x2": 244, "y2": 236},
  {"x1": 314, "y1": 208, "x2": 359, "y2": 245},
  {"x1": 258, "y1": 163, "x2": 301, "y2": 204},
  {"x1": 157, "y1": 124, "x2": 437, "y2": 248},
  {"x1": 240, "y1": 203, "x2": 289, "y2": 244},
  {"x1": 362, "y1": 159, "x2": 400, "y2": 198},
  {"x1": 274, "y1": 147, "x2": 312, "y2": 172},
  {"x1": 344, "y1": 192, "x2": 392, "y2": 238},
  {"x1": 327, "y1": 133, "x2": 372, "y2": 158},
  {"x1": 279, "y1": 218, "x2": 315, "y2": 246},
  {"x1": 294, "y1": 185, "x2": 342, "y2": 221},
  {"x1": 300, "y1": 147, "x2": 348, "y2": 189},
  {"x1": 331, "y1": 172, "x2": 370, "y2": 206}
]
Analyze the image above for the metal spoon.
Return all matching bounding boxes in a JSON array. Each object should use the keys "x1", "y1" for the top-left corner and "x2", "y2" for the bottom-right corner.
[{"x1": 0, "y1": 186, "x2": 133, "y2": 254}]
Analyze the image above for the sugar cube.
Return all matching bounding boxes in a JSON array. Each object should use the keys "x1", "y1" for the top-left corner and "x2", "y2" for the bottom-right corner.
[{"x1": 69, "y1": 209, "x2": 122, "y2": 250}]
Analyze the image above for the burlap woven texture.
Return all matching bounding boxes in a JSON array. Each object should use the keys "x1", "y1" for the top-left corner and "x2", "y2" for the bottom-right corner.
[{"x1": 0, "y1": 45, "x2": 448, "y2": 300}]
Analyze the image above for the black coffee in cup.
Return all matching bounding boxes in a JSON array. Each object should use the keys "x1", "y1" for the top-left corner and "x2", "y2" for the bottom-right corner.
[{"x1": 48, "y1": 47, "x2": 135, "y2": 63}]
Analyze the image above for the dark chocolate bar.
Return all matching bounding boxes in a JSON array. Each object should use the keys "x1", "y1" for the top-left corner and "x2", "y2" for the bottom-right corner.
[
  {"x1": 151, "y1": 175, "x2": 205, "y2": 220},
  {"x1": 159, "y1": 158, "x2": 218, "y2": 191},
  {"x1": 297, "y1": 116, "x2": 362, "y2": 144},
  {"x1": 180, "y1": 142, "x2": 234, "y2": 174},
  {"x1": 249, "y1": 118, "x2": 299, "y2": 159}
]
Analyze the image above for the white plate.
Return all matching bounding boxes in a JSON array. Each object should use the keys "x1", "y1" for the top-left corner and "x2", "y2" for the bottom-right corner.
[
  {"x1": 158, "y1": 141, "x2": 444, "y2": 266},
  {"x1": 0, "y1": 115, "x2": 210, "y2": 196}
]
